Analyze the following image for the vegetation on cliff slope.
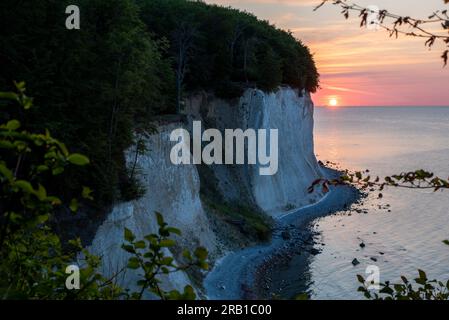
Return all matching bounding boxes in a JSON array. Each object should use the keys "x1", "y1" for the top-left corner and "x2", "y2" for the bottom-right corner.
[
  {"x1": 0, "y1": 85, "x2": 207, "y2": 299},
  {"x1": 0, "y1": 0, "x2": 319, "y2": 227}
]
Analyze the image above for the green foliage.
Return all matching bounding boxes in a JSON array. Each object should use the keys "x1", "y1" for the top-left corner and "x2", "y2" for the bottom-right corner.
[
  {"x1": 122, "y1": 212, "x2": 208, "y2": 300},
  {"x1": 0, "y1": 0, "x2": 175, "y2": 212},
  {"x1": 257, "y1": 47, "x2": 283, "y2": 92},
  {"x1": 0, "y1": 0, "x2": 319, "y2": 232},
  {"x1": 0, "y1": 86, "x2": 207, "y2": 299},
  {"x1": 315, "y1": 168, "x2": 449, "y2": 301},
  {"x1": 357, "y1": 270, "x2": 449, "y2": 300},
  {"x1": 307, "y1": 165, "x2": 449, "y2": 300},
  {"x1": 0, "y1": 83, "x2": 119, "y2": 299},
  {"x1": 309, "y1": 169, "x2": 449, "y2": 194},
  {"x1": 205, "y1": 200, "x2": 272, "y2": 242},
  {"x1": 295, "y1": 293, "x2": 310, "y2": 300},
  {"x1": 137, "y1": 0, "x2": 319, "y2": 97}
]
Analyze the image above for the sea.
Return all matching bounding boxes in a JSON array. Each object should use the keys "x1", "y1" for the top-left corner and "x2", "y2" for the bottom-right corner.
[{"x1": 307, "y1": 106, "x2": 449, "y2": 299}]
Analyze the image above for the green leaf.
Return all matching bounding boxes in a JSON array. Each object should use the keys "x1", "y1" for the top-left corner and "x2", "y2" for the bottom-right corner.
[
  {"x1": 36, "y1": 165, "x2": 49, "y2": 173},
  {"x1": 418, "y1": 269, "x2": 427, "y2": 281},
  {"x1": 6, "y1": 120, "x2": 20, "y2": 130},
  {"x1": 199, "y1": 261, "x2": 209, "y2": 270},
  {"x1": 182, "y1": 285, "x2": 196, "y2": 300},
  {"x1": 155, "y1": 211, "x2": 164, "y2": 227},
  {"x1": 9, "y1": 212, "x2": 22, "y2": 223},
  {"x1": 379, "y1": 286, "x2": 394, "y2": 295},
  {"x1": 0, "y1": 164, "x2": 13, "y2": 181},
  {"x1": 14, "y1": 81, "x2": 25, "y2": 91},
  {"x1": 14, "y1": 180, "x2": 34, "y2": 194},
  {"x1": 67, "y1": 153, "x2": 90, "y2": 166},
  {"x1": 35, "y1": 184, "x2": 47, "y2": 200},
  {"x1": 182, "y1": 250, "x2": 192, "y2": 260},
  {"x1": 144, "y1": 234, "x2": 157, "y2": 244},
  {"x1": 167, "y1": 227, "x2": 181, "y2": 236},
  {"x1": 127, "y1": 257, "x2": 140, "y2": 270},
  {"x1": 160, "y1": 257, "x2": 174, "y2": 265},
  {"x1": 52, "y1": 166, "x2": 64, "y2": 175},
  {"x1": 124, "y1": 228, "x2": 135, "y2": 242},
  {"x1": 295, "y1": 293, "x2": 309, "y2": 300},
  {"x1": 69, "y1": 198, "x2": 78, "y2": 212},
  {"x1": 394, "y1": 284, "x2": 404, "y2": 292},
  {"x1": 82, "y1": 186, "x2": 94, "y2": 200},
  {"x1": 161, "y1": 266, "x2": 170, "y2": 274},
  {"x1": 134, "y1": 241, "x2": 146, "y2": 249},
  {"x1": 194, "y1": 247, "x2": 208, "y2": 260},
  {"x1": 47, "y1": 196, "x2": 62, "y2": 206},
  {"x1": 0, "y1": 92, "x2": 18, "y2": 101},
  {"x1": 56, "y1": 141, "x2": 69, "y2": 157},
  {"x1": 159, "y1": 239, "x2": 175, "y2": 247},
  {"x1": 121, "y1": 244, "x2": 135, "y2": 254},
  {"x1": 36, "y1": 214, "x2": 49, "y2": 224},
  {"x1": 357, "y1": 274, "x2": 365, "y2": 284},
  {"x1": 68, "y1": 238, "x2": 82, "y2": 250},
  {"x1": 22, "y1": 97, "x2": 33, "y2": 110}
]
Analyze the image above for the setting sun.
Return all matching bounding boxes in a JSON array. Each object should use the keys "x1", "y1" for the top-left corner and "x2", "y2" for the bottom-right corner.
[{"x1": 328, "y1": 98, "x2": 338, "y2": 107}]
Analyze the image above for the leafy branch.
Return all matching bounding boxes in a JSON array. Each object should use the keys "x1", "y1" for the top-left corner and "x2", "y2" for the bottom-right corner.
[
  {"x1": 357, "y1": 269, "x2": 449, "y2": 300},
  {"x1": 314, "y1": 0, "x2": 449, "y2": 65},
  {"x1": 0, "y1": 84, "x2": 208, "y2": 300},
  {"x1": 122, "y1": 212, "x2": 208, "y2": 300},
  {"x1": 307, "y1": 167, "x2": 449, "y2": 300},
  {"x1": 309, "y1": 169, "x2": 449, "y2": 194}
]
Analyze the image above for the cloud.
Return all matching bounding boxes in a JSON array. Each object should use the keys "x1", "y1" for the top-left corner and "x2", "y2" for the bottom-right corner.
[
  {"x1": 321, "y1": 85, "x2": 377, "y2": 95},
  {"x1": 207, "y1": 0, "x2": 449, "y2": 106}
]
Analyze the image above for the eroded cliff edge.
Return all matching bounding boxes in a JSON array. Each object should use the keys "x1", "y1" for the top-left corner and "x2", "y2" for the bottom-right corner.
[{"x1": 87, "y1": 87, "x2": 324, "y2": 295}]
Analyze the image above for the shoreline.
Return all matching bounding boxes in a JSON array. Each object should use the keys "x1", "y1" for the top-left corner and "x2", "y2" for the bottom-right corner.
[{"x1": 204, "y1": 167, "x2": 360, "y2": 299}]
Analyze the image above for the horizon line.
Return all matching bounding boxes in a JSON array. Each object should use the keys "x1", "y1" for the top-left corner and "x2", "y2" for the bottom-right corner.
[{"x1": 315, "y1": 105, "x2": 449, "y2": 108}]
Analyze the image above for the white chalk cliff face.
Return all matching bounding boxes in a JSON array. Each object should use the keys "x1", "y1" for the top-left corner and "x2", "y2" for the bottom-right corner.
[
  {"x1": 244, "y1": 88, "x2": 323, "y2": 213},
  {"x1": 185, "y1": 87, "x2": 324, "y2": 214},
  {"x1": 87, "y1": 123, "x2": 217, "y2": 293},
  {"x1": 88, "y1": 87, "x2": 324, "y2": 293}
]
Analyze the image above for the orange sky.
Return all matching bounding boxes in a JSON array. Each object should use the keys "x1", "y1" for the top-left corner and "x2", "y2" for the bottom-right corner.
[{"x1": 207, "y1": 0, "x2": 449, "y2": 106}]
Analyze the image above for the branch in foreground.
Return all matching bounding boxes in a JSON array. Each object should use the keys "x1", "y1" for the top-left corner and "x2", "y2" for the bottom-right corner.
[
  {"x1": 309, "y1": 169, "x2": 449, "y2": 194},
  {"x1": 315, "y1": 0, "x2": 449, "y2": 65}
]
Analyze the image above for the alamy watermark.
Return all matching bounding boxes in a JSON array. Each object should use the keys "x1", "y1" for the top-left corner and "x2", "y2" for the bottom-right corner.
[
  {"x1": 65, "y1": 265, "x2": 80, "y2": 290},
  {"x1": 367, "y1": 5, "x2": 381, "y2": 30},
  {"x1": 65, "y1": 5, "x2": 80, "y2": 30},
  {"x1": 364, "y1": 265, "x2": 380, "y2": 290},
  {"x1": 170, "y1": 121, "x2": 279, "y2": 176}
]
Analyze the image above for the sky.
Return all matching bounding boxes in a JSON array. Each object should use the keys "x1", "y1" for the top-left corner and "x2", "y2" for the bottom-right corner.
[{"x1": 206, "y1": 0, "x2": 449, "y2": 106}]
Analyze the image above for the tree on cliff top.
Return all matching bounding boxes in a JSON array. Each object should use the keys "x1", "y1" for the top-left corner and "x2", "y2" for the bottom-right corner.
[{"x1": 137, "y1": 0, "x2": 319, "y2": 99}]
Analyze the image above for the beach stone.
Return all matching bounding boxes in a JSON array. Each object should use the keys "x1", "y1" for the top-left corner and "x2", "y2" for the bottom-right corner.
[
  {"x1": 281, "y1": 230, "x2": 291, "y2": 240},
  {"x1": 359, "y1": 242, "x2": 366, "y2": 248},
  {"x1": 352, "y1": 258, "x2": 360, "y2": 266}
]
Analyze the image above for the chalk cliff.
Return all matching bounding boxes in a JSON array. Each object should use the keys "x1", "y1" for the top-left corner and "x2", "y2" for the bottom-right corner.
[
  {"x1": 88, "y1": 87, "x2": 323, "y2": 294},
  {"x1": 87, "y1": 123, "x2": 217, "y2": 294},
  {"x1": 185, "y1": 87, "x2": 324, "y2": 214}
]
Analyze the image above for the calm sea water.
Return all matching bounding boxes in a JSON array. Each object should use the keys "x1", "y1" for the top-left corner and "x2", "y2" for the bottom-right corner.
[{"x1": 310, "y1": 106, "x2": 449, "y2": 299}]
